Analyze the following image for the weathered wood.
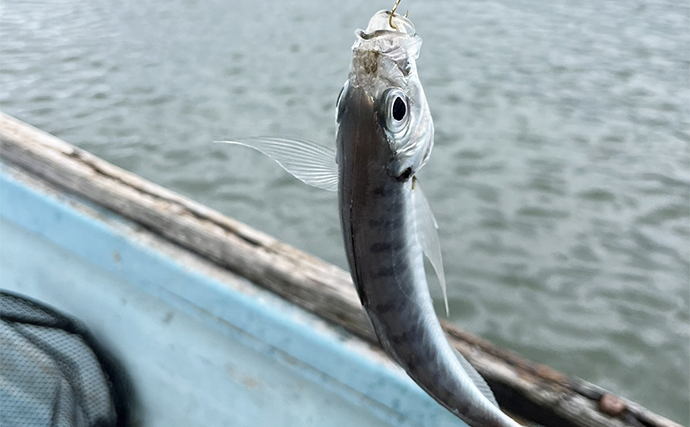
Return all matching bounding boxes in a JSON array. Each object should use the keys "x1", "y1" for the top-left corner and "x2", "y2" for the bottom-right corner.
[{"x1": 0, "y1": 112, "x2": 682, "y2": 427}]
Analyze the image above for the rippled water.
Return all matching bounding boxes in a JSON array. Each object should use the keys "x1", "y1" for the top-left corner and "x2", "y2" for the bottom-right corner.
[{"x1": 1, "y1": 0, "x2": 688, "y2": 422}]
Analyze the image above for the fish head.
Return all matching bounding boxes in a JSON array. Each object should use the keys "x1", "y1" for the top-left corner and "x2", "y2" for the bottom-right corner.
[{"x1": 336, "y1": 10, "x2": 434, "y2": 178}]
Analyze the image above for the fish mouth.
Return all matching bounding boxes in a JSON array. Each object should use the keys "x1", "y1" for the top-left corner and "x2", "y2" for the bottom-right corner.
[
  {"x1": 349, "y1": 11, "x2": 422, "y2": 89},
  {"x1": 353, "y1": 10, "x2": 419, "y2": 53},
  {"x1": 358, "y1": 10, "x2": 417, "y2": 38}
]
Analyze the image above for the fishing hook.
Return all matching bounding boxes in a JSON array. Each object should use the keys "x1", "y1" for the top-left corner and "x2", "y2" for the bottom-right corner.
[{"x1": 389, "y1": 0, "x2": 408, "y2": 30}]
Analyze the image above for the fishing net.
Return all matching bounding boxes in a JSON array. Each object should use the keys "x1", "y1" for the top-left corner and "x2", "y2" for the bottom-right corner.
[{"x1": 0, "y1": 290, "x2": 130, "y2": 427}]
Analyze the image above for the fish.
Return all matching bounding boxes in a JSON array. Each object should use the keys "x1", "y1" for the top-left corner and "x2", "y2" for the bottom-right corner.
[{"x1": 218, "y1": 8, "x2": 521, "y2": 427}]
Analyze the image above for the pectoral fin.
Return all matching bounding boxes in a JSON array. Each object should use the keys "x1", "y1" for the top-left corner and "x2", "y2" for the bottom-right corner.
[
  {"x1": 216, "y1": 137, "x2": 338, "y2": 191},
  {"x1": 411, "y1": 178, "x2": 448, "y2": 316}
]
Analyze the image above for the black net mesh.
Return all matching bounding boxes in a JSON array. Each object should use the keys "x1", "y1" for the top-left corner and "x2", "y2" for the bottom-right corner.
[{"x1": 0, "y1": 290, "x2": 130, "y2": 427}]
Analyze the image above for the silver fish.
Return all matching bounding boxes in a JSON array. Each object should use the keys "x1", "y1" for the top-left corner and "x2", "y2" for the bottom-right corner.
[{"x1": 219, "y1": 9, "x2": 521, "y2": 427}]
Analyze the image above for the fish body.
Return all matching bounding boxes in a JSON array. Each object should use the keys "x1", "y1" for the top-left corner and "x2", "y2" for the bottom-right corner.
[
  {"x1": 335, "y1": 11, "x2": 520, "y2": 427},
  {"x1": 220, "y1": 9, "x2": 520, "y2": 427}
]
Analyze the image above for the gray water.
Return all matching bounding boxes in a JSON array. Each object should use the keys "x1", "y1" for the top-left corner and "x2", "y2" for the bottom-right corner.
[{"x1": 1, "y1": 0, "x2": 688, "y2": 423}]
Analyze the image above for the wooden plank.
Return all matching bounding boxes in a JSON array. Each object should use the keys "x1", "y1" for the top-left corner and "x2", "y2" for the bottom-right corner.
[{"x1": 0, "y1": 111, "x2": 681, "y2": 427}]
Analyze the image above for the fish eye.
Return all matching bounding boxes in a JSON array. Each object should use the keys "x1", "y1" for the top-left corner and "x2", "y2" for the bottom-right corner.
[
  {"x1": 392, "y1": 97, "x2": 406, "y2": 121},
  {"x1": 382, "y1": 88, "x2": 409, "y2": 133}
]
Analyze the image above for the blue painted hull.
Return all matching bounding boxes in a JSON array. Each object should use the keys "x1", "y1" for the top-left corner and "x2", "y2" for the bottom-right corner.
[{"x1": 0, "y1": 164, "x2": 467, "y2": 427}]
